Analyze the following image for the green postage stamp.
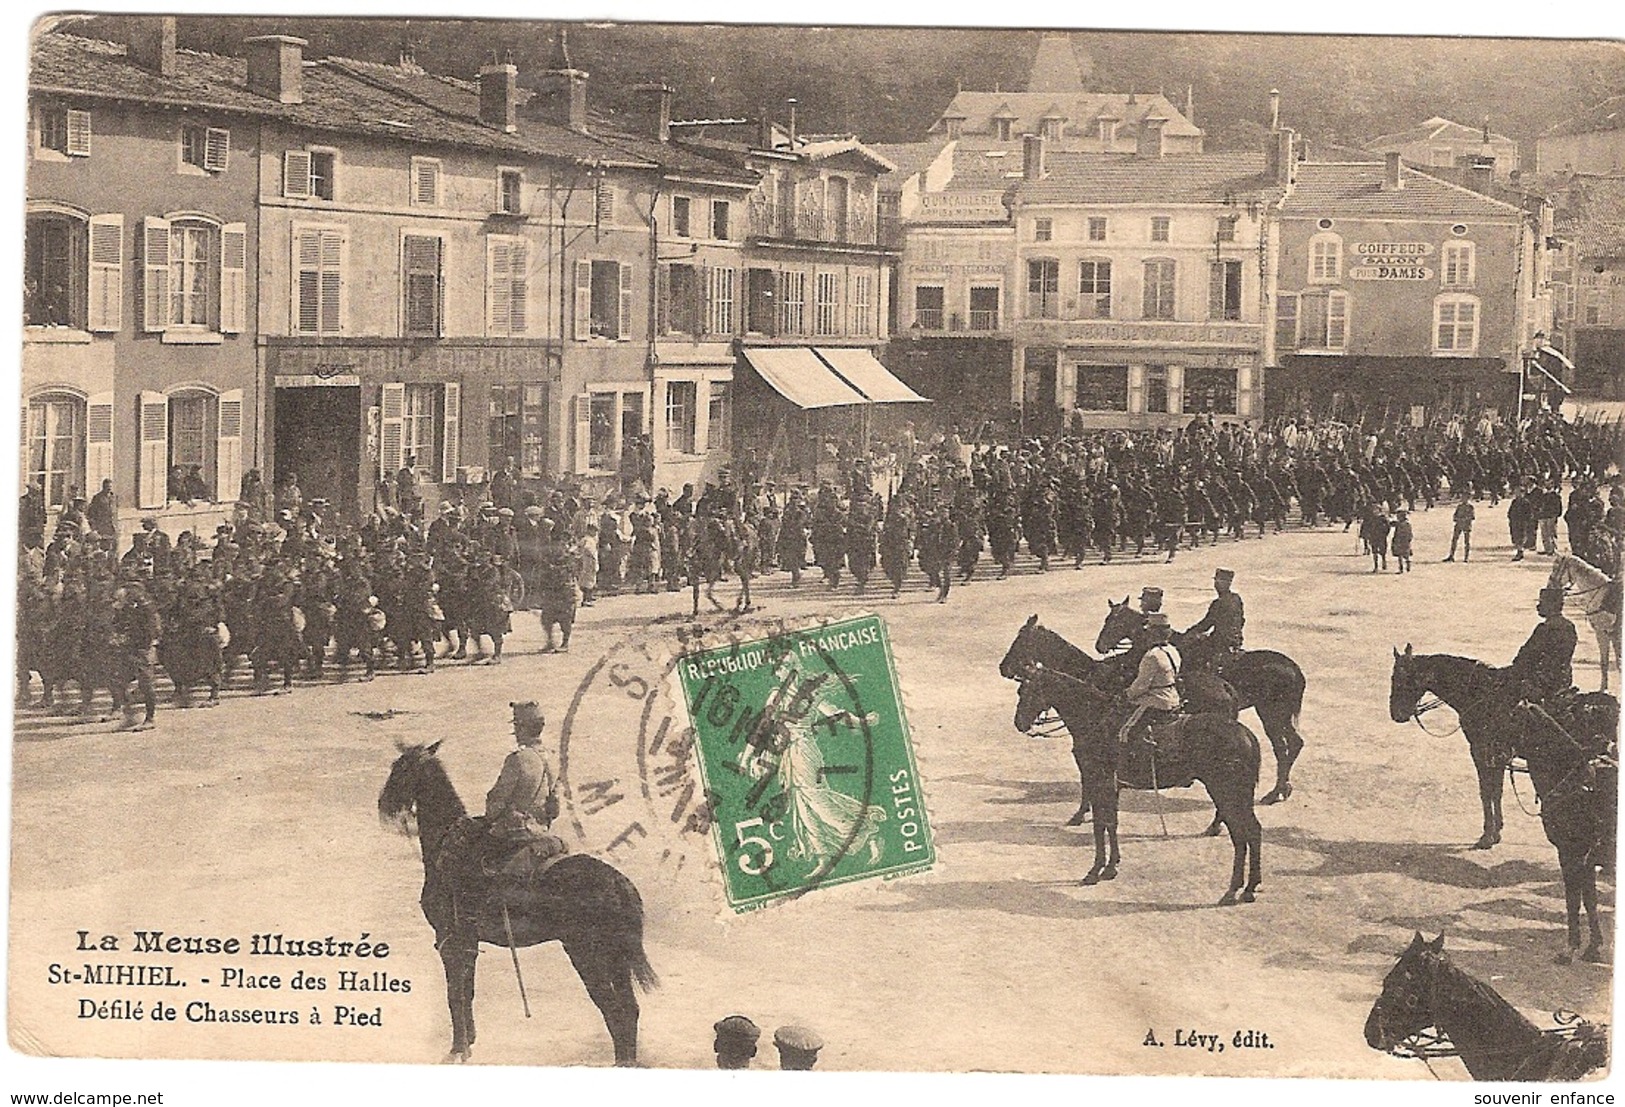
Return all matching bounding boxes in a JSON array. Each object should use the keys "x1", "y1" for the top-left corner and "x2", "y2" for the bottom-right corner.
[{"x1": 677, "y1": 614, "x2": 935, "y2": 911}]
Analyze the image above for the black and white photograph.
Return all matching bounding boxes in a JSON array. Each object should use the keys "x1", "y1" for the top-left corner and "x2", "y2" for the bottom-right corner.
[{"x1": 7, "y1": 5, "x2": 1624, "y2": 1098}]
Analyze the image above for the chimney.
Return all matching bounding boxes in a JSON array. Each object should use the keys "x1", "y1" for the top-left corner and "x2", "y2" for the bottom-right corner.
[
  {"x1": 535, "y1": 28, "x2": 589, "y2": 131},
  {"x1": 1136, "y1": 115, "x2": 1167, "y2": 159},
  {"x1": 479, "y1": 59, "x2": 519, "y2": 133},
  {"x1": 1467, "y1": 156, "x2": 1495, "y2": 195},
  {"x1": 127, "y1": 16, "x2": 176, "y2": 77},
  {"x1": 1264, "y1": 126, "x2": 1296, "y2": 186},
  {"x1": 1384, "y1": 151, "x2": 1404, "y2": 190},
  {"x1": 1023, "y1": 132, "x2": 1046, "y2": 180},
  {"x1": 244, "y1": 34, "x2": 306, "y2": 105},
  {"x1": 787, "y1": 98, "x2": 799, "y2": 147},
  {"x1": 1096, "y1": 114, "x2": 1119, "y2": 147},
  {"x1": 1268, "y1": 88, "x2": 1280, "y2": 131},
  {"x1": 629, "y1": 82, "x2": 674, "y2": 143}
]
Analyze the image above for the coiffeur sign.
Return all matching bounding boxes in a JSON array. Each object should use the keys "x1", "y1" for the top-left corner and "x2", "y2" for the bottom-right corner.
[{"x1": 1349, "y1": 241, "x2": 1434, "y2": 281}]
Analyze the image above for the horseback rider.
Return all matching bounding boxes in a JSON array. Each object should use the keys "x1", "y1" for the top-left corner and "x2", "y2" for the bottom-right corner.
[
  {"x1": 485, "y1": 701, "x2": 566, "y2": 873},
  {"x1": 1119, "y1": 612, "x2": 1182, "y2": 746},
  {"x1": 1510, "y1": 586, "x2": 1578, "y2": 711},
  {"x1": 1184, "y1": 568, "x2": 1245, "y2": 671}
]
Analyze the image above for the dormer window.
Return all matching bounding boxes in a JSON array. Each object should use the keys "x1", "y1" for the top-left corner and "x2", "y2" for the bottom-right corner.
[
  {"x1": 1041, "y1": 118, "x2": 1062, "y2": 141},
  {"x1": 945, "y1": 119, "x2": 963, "y2": 140},
  {"x1": 995, "y1": 119, "x2": 1013, "y2": 142}
]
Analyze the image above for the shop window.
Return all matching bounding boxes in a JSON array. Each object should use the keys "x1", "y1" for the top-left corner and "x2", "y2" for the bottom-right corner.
[{"x1": 1075, "y1": 364, "x2": 1128, "y2": 411}]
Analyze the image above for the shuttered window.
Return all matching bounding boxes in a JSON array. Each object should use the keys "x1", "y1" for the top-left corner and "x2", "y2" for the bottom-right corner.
[
  {"x1": 410, "y1": 158, "x2": 441, "y2": 207},
  {"x1": 294, "y1": 228, "x2": 343, "y2": 335},
  {"x1": 403, "y1": 234, "x2": 443, "y2": 336},
  {"x1": 487, "y1": 236, "x2": 528, "y2": 336}
]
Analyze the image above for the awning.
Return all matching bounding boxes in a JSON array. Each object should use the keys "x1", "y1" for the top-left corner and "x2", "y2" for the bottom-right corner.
[
  {"x1": 740, "y1": 347, "x2": 868, "y2": 409},
  {"x1": 1528, "y1": 347, "x2": 1575, "y2": 394},
  {"x1": 814, "y1": 348, "x2": 931, "y2": 404}
]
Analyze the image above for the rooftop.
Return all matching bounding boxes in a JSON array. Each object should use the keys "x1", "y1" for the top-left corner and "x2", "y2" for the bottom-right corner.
[
  {"x1": 1366, "y1": 115, "x2": 1516, "y2": 150},
  {"x1": 1014, "y1": 151, "x2": 1276, "y2": 206},
  {"x1": 1283, "y1": 161, "x2": 1523, "y2": 220},
  {"x1": 931, "y1": 91, "x2": 1201, "y2": 141},
  {"x1": 1553, "y1": 174, "x2": 1625, "y2": 258}
]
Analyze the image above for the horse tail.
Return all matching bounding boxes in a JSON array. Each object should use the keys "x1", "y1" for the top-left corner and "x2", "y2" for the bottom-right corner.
[{"x1": 615, "y1": 870, "x2": 659, "y2": 992}]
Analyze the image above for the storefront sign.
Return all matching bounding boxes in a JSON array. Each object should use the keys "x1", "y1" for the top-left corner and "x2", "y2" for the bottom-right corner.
[{"x1": 1351, "y1": 241, "x2": 1434, "y2": 281}]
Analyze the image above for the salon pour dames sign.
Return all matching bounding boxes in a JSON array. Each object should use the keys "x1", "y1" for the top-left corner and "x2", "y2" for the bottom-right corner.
[{"x1": 1348, "y1": 242, "x2": 1435, "y2": 281}]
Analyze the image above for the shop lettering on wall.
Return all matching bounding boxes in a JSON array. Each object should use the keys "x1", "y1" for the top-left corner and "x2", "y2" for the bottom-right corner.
[
  {"x1": 1578, "y1": 272, "x2": 1625, "y2": 287},
  {"x1": 1350, "y1": 241, "x2": 1434, "y2": 281}
]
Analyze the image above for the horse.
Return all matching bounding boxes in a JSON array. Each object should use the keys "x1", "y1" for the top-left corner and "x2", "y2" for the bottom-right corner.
[
  {"x1": 999, "y1": 616, "x2": 1239, "y2": 828},
  {"x1": 1011, "y1": 665, "x2": 1262, "y2": 905},
  {"x1": 378, "y1": 742, "x2": 656, "y2": 1065},
  {"x1": 1095, "y1": 599, "x2": 1306, "y2": 804},
  {"x1": 1365, "y1": 932, "x2": 1609, "y2": 1080},
  {"x1": 1389, "y1": 646, "x2": 1522, "y2": 849},
  {"x1": 1549, "y1": 553, "x2": 1621, "y2": 692},
  {"x1": 1515, "y1": 696, "x2": 1618, "y2": 963}
]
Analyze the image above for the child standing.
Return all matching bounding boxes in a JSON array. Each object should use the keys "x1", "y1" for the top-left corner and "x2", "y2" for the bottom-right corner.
[
  {"x1": 578, "y1": 521, "x2": 600, "y2": 607},
  {"x1": 1391, "y1": 509, "x2": 1414, "y2": 573}
]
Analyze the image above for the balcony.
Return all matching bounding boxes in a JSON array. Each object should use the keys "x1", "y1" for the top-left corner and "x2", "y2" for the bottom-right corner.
[{"x1": 748, "y1": 201, "x2": 879, "y2": 247}]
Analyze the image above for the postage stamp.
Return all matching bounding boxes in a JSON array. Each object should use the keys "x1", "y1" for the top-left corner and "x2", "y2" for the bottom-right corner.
[{"x1": 676, "y1": 614, "x2": 935, "y2": 911}]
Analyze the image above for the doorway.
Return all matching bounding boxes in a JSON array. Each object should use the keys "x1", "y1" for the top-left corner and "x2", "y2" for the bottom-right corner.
[{"x1": 273, "y1": 386, "x2": 362, "y2": 520}]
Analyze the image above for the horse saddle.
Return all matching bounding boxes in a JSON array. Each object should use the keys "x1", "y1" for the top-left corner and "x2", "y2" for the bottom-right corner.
[
  {"x1": 482, "y1": 832, "x2": 571, "y2": 909},
  {"x1": 1120, "y1": 717, "x2": 1198, "y2": 790}
]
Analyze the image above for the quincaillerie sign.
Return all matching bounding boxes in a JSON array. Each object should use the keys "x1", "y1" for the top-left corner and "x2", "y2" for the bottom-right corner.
[{"x1": 1349, "y1": 241, "x2": 1435, "y2": 281}]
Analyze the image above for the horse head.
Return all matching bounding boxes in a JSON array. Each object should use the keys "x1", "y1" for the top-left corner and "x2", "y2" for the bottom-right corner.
[
  {"x1": 1012, "y1": 664, "x2": 1051, "y2": 734},
  {"x1": 998, "y1": 615, "x2": 1040, "y2": 681},
  {"x1": 1095, "y1": 597, "x2": 1140, "y2": 656},
  {"x1": 377, "y1": 739, "x2": 445, "y2": 836},
  {"x1": 1389, "y1": 644, "x2": 1423, "y2": 724},
  {"x1": 1364, "y1": 931, "x2": 1445, "y2": 1053}
]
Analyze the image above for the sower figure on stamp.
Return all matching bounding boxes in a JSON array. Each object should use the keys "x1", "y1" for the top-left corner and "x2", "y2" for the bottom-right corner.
[{"x1": 484, "y1": 701, "x2": 567, "y2": 880}]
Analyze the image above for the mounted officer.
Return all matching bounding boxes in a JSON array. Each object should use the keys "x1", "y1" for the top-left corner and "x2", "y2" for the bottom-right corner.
[
  {"x1": 1119, "y1": 612, "x2": 1181, "y2": 746},
  {"x1": 1510, "y1": 586, "x2": 1578, "y2": 710},
  {"x1": 485, "y1": 701, "x2": 566, "y2": 879},
  {"x1": 1183, "y1": 567, "x2": 1245, "y2": 672}
]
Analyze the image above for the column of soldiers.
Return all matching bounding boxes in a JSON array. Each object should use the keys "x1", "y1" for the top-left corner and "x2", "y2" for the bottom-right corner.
[{"x1": 18, "y1": 411, "x2": 1622, "y2": 723}]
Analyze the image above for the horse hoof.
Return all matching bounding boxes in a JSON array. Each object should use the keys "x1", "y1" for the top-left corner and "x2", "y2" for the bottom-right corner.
[
  {"x1": 1219, "y1": 892, "x2": 1239, "y2": 906},
  {"x1": 1240, "y1": 888, "x2": 1257, "y2": 903},
  {"x1": 1065, "y1": 812, "x2": 1088, "y2": 827},
  {"x1": 1472, "y1": 837, "x2": 1498, "y2": 851},
  {"x1": 1203, "y1": 823, "x2": 1223, "y2": 838},
  {"x1": 1080, "y1": 872, "x2": 1102, "y2": 886},
  {"x1": 443, "y1": 1050, "x2": 470, "y2": 1064},
  {"x1": 1100, "y1": 867, "x2": 1117, "y2": 881},
  {"x1": 1583, "y1": 946, "x2": 1608, "y2": 964},
  {"x1": 1556, "y1": 952, "x2": 1574, "y2": 966}
]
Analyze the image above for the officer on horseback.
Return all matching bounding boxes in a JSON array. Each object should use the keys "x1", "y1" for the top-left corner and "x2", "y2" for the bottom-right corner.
[
  {"x1": 1119, "y1": 612, "x2": 1181, "y2": 746},
  {"x1": 1511, "y1": 586, "x2": 1578, "y2": 708},
  {"x1": 1184, "y1": 568, "x2": 1245, "y2": 671},
  {"x1": 485, "y1": 701, "x2": 565, "y2": 873}
]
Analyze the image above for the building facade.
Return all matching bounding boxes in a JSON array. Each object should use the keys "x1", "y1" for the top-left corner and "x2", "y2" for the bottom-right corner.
[
  {"x1": 1366, "y1": 116, "x2": 1521, "y2": 180},
  {"x1": 1269, "y1": 154, "x2": 1544, "y2": 419},
  {"x1": 1550, "y1": 174, "x2": 1625, "y2": 401},
  {"x1": 1006, "y1": 133, "x2": 1284, "y2": 431},
  {"x1": 26, "y1": 23, "x2": 268, "y2": 538},
  {"x1": 1537, "y1": 96, "x2": 1625, "y2": 177}
]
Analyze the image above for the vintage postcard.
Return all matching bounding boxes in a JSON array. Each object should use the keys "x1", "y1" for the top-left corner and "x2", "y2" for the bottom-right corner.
[{"x1": 9, "y1": 7, "x2": 1623, "y2": 1094}]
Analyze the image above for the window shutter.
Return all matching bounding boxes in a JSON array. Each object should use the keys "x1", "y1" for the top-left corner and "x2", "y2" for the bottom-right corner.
[
  {"x1": 66, "y1": 110, "x2": 91, "y2": 156},
  {"x1": 595, "y1": 182, "x2": 614, "y2": 227},
  {"x1": 441, "y1": 382, "x2": 461, "y2": 483},
  {"x1": 284, "y1": 150, "x2": 312, "y2": 199},
  {"x1": 216, "y1": 389, "x2": 243, "y2": 503},
  {"x1": 1209, "y1": 263, "x2": 1224, "y2": 320},
  {"x1": 138, "y1": 391, "x2": 169, "y2": 509},
  {"x1": 488, "y1": 239, "x2": 512, "y2": 336},
  {"x1": 656, "y1": 263, "x2": 670, "y2": 336},
  {"x1": 573, "y1": 394, "x2": 592, "y2": 472},
  {"x1": 85, "y1": 392, "x2": 115, "y2": 492},
  {"x1": 509, "y1": 239, "x2": 528, "y2": 334},
  {"x1": 698, "y1": 265, "x2": 713, "y2": 337},
  {"x1": 204, "y1": 127, "x2": 230, "y2": 172},
  {"x1": 1327, "y1": 293, "x2": 1348, "y2": 349},
  {"x1": 1274, "y1": 293, "x2": 1299, "y2": 353},
  {"x1": 619, "y1": 262, "x2": 634, "y2": 340},
  {"x1": 87, "y1": 214, "x2": 123, "y2": 333},
  {"x1": 413, "y1": 160, "x2": 440, "y2": 206},
  {"x1": 295, "y1": 229, "x2": 319, "y2": 333},
  {"x1": 574, "y1": 260, "x2": 592, "y2": 340},
  {"x1": 140, "y1": 217, "x2": 171, "y2": 332},
  {"x1": 320, "y1": 230, "x2": 343, "y2": 335},
  {"x1": 220, "y1": 223, "x2": 247, "y2": 334},
  {"x1": 379, "y1": 383, "x2": 406, "y2": 479}
]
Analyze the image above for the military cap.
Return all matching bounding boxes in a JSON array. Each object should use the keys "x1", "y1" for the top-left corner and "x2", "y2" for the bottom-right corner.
[
  {"x1": 773, "y1": 1025, "x2": 823, "y2": 1052},
  {"x1": 497, "y1": 507, "x2": 515, "y2": 518},
  {"x1": 524, "y1": 505, "x2": 545, "y2": 519},
  {"x1": 1214, "y1": 568, "x2": 1235, "y2": 583},
  {"x1": 714, "y1": 1015, "x2": 761, "y2": 1042},
  {"x1": 1140, "y1": 586, "x2": 1164, "y2": 611}
]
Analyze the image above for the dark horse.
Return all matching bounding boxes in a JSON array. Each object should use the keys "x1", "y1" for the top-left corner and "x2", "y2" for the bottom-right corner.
[
  {"x1": 999, "y1": 615, "x2": 1239, "y2": 828},
  {"x1": 1515, "y1": 696, "x2": 1618, "y2": 963},
  {"x1": 1365, "y1": 932, "x2": 1608, "y2": 1080},
  {"x1": 1012, "y1": 665, "x2": 1262, "y2": 905},
  {"x1": 1388, "y1": 647, "x2": 1518, "y2": 849},
  {"x1": 1094, "y1": 599, "x2": 1306, "y2": 805},
  {"x1": 1391, "y1": 646, "x2": 1617, "y2": 960},
  {"x1": 378, "y1": 742, "x2": 657, "y2": 1064}
]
